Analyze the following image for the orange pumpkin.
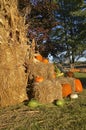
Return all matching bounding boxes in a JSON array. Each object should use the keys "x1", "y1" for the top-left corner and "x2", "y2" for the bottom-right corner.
[
  {"x1": 35, "y1": 76, "x2": 44, "y2": 83},
  {"x1": 42, "y1": 58, "x2": 48, "y2": 64},
  {"x1": 62, "y1": 83, "x2": 72, "y2": 97},
  {"x1": 35, "y1": 54, "x2": 43, "y2": 61},
  {"x1": 75, "y1": 79, "x2": 83, "y2": 92}
]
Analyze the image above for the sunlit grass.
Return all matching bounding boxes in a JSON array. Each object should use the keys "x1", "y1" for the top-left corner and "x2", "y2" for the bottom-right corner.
[{"x1": 74, "y1": 72, "x2": 86, "y2": 78}]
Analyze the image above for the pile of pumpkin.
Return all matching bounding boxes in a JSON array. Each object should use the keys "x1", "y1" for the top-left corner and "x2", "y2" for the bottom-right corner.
[
  {"x1": 27, "y1": 77, "x2": 83, "y2": 108},
  {"x1": 34, "y1": 53, "x2": 83, "y2": 98},
  {"x1": 35, "y1": 75, "x2": 83, "y2": 97},
  {"x1": 34, "y1": 54, "x2": 64, "y2": 78},
  {"x1": 70, "y1": 68, "x2": 80, "y2": 73},
  {"x1": 27, "y1": 76, "x2": 83, "y2": 108},
  {"x1": 62, "y1": 78, "x2": 83, "y2": 97}
]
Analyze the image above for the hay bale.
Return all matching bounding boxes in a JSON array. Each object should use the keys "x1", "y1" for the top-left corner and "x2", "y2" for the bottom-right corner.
[
  {"x1": 0, "y1": 44, "x2": 28, "y2": 67},
  {"x1": 0, "y1": 44, "x2": 28, "y2": 107},
  {"x1": 32, "y1": 79, "x2": 62, "y2": 104},
  {"x1": 0, "y1": 67, "x2": 27, "y2": 107},
  {"x1": 27, "y1": 62, "x2": 55, "y2": 80}
]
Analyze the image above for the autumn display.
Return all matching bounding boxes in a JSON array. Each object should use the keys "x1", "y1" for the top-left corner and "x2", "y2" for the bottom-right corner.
[{"x1": 0, "y1": 0, "x2": 84, "y2": 108}]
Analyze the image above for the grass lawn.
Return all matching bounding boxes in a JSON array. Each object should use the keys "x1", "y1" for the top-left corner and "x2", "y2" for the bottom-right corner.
[{"x1": 0, "y1": 72, "x2": 86, "y2": 130}]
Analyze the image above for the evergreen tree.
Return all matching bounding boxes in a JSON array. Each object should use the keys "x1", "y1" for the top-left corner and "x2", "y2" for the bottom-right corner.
[{"x1": 50, "y1": 0, "x2": 86, "y2": 63}]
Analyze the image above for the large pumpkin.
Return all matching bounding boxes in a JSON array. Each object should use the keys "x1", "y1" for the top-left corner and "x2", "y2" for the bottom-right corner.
[
  {"x1": 62, "y1": 83, "x2": 72, "y2": 97},
  {"x1": 75, "y1": 79, "x2": 83, "y2": 92}
]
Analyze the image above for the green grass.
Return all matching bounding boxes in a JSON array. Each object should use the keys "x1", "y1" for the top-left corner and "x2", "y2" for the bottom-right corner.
[
  {"x1": 74, "y1": 72, "x2": 86, "y2": 78},
  {"x1": 0, "y1": 73, "x2": 86, "y2": 130}
]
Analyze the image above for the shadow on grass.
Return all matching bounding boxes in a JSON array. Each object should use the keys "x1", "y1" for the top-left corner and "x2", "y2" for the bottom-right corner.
[{"x1": 78, "y1": 78, "x2": 86, "y2": 89}]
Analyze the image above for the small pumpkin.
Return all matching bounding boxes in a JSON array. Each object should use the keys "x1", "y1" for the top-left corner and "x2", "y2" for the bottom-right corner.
[
  {"x1": 52, "y1": 73, "x2": 56, "y2": 78},
  {"x1": 42, "y1": 58, "x2": 48, "y2": 64},
  {"x1": 62, "y1": 83, "x2": 72, "y2": 97},
  {"x1": 35, "y1": 54, "x2": 43, "y2": 61},
  {"x1": 70, "y1": 93, "x2": 78, "y2": 99},
  {"x1": 35, "y1": 76, "x2": 44, "y2": 83},
  {"x1": 66, "y1": 71, "x2": 74, "y2": 77},
  {"x1": 75, "y1": 79, "x2": 83, "y2": 92},
  {"x1": 70, "y1": 68, "x2": 80, "y2": 72}
]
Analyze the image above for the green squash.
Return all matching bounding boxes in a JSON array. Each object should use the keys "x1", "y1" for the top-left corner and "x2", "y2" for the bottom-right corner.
[
  {"x1": 28, "y1": 99, "x2": 40, "y2": 108},
  {"x1": 56, "y1": 99, "x2": 65, "y2": 107}
]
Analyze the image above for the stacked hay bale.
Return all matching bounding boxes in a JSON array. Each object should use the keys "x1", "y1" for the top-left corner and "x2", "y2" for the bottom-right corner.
[
  {"x1": 27, "y1": 62, "x2": 55, "y2": 80},
  {"x1": 0, "y1": 0, "x2": 31, "y2": 107},
  {"x1": 27, "y1": 61, "x2": 63, "y2": 103},
  {"x1": 27, "y1": 56, "x2": 75, "y2": 104}
]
